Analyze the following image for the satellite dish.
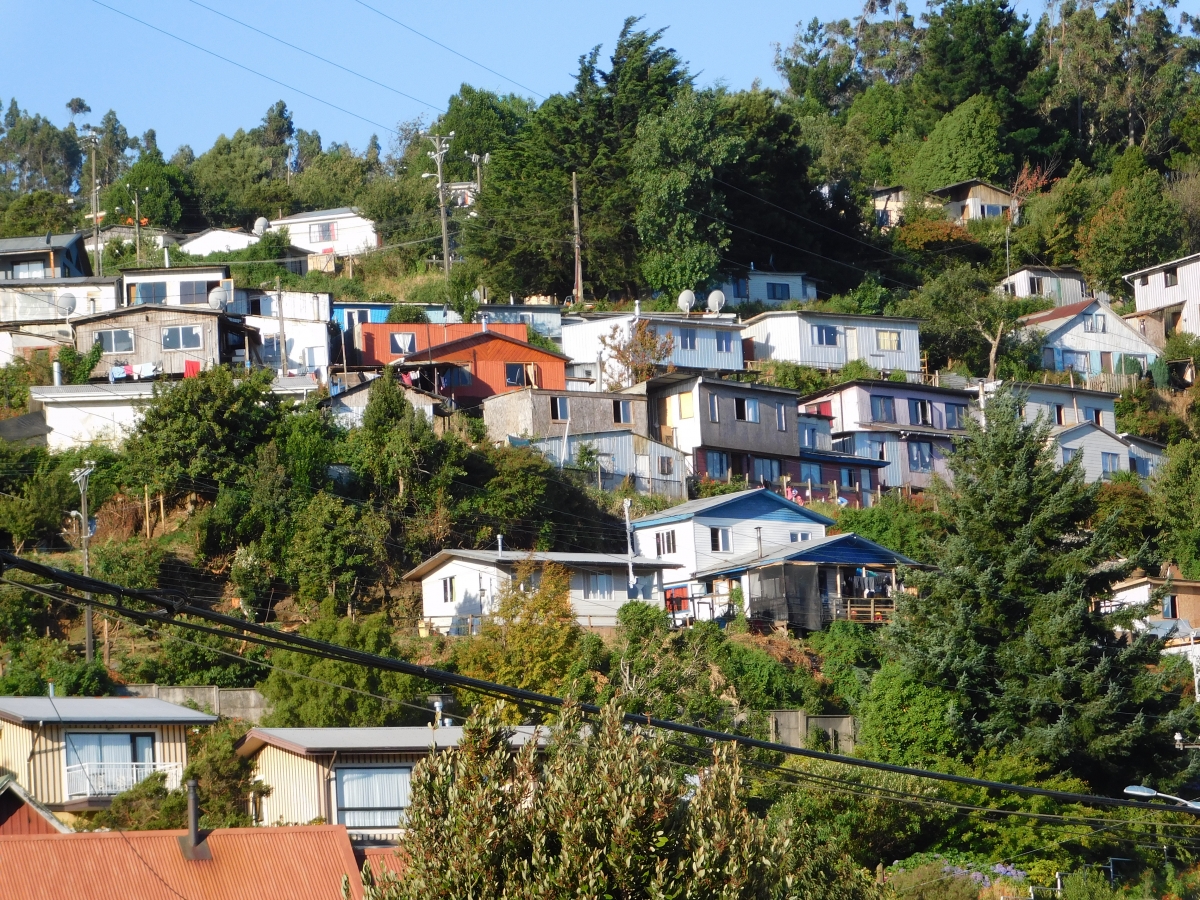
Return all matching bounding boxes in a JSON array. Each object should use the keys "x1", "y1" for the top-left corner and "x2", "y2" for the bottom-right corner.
[
  {"x1": 677, "y1": 290, "x2": 695, "y2": 314},
  {"x1": 707, "y1": 290, "x2": 725, "y2": 313},
  {"x1": 208, "y1": 283, "x2": 231, "y2": 310},
  {"x1": 57, "y1": 292, "x2": 77, "y2": 316},
  {"x1": 253, "y1": 216, "x2": 270, "y2": 235}
]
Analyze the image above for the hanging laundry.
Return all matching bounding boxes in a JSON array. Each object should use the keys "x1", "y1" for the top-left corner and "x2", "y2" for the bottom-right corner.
[
  {"x1": 184, "y1": 360, "x2": 202, "y2": 378},
  {"x1": 123, "y1": 365, "x2": 134, "y2": 377},
  {"x1": 135, "y1": 362, "x2": 157, "y2": 379},
  {"x1": 109, "y1": 366, "x2": 127, "y2": 381}
]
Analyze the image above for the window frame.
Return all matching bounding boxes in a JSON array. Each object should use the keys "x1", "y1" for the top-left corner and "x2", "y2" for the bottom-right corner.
[
  {"x1": 707, "y1": 393, "x2": 719, "y2": 423},
  {"x1": 705, "y1": 450, "x2": 729, "y2": 479},
  {"x1": 178, "y1": 281, "x2": 210, "y2": 305},
  {"x1": 1101, "y1": 451, "x2": 1120, "y2": 476},
  {"x1": 776, "y1": 402, "x2": 787, "y2": 431},
  {"x1": 658, "y1": 455, "x2": 674, "y2": 476},
  {"x1": 96, "y1": 328, "x2": 135, "y2": 355},
  {"x1": 908, "y1": 398, "x2": 931, "y2": 426},
  {"x1": 870, "y1": 395, "x2": 896, "y2": 423},
  {"x1": 441, "y1": 576, "x2": 454, "y2": 604},
  {"x1": 133, "y1": 281, "x2": 167, "y2": 305},
  {"x1": 709, "y1": 527, "x2": 732, "y2": 553},
  {"x1": 734, "y1": 397, "x2": 760, "y2": 423},
  {"x1": 1062, "y1": 447, "x2": 1079, "y2": 465},
  {"x1": 310, "y1": 222, "x2": 338, "y2": 243},
  {"x1": 505, "y1": 363, "x2": 527, "y2": 387},
  {"x1": 162, "y1": 325, "x2": 203, "y2": 352},
  {"x1": 766, "y1": 282, "x2": 790, "y2": 301},
  {"x1": 945, "y1": 403, "x2": 968, "y2": 429},
  {"x1": 715, "y1": 330, "x2": 733, "y2": 353},
  {"x1": 1165, "y1": 267, "x2": 1179, "y2": 287},
  {"x1": 388, "y1": 332, "x2": 417, "y2": 354},
  {"x1": 907, "y1": 440, "x2": 933, "y2": 473},
  {"x1": 811, "y1": 324, "x2": 838, "y2": 347},
  {"x1": 800, "y1": 462, "x2": 821, "y2": 483},
  {"x1": 550, "y1": 396, "x2": 569, "y2": 421},
  {"x1": 678, "y1": 328, "x2": 697, "y2": 351},
  {"x1": 876, "y1": 330, "x2": 901, "y2": 352},
  {"x1": 613, "y1": 399, "x2": 633, "y2": 424},
  {"x1": 333, "y1": 765, "x2": 411, "y2": 829},
  {"x1": 655, "y1": 530, "x2": 677, "y2": 557}
]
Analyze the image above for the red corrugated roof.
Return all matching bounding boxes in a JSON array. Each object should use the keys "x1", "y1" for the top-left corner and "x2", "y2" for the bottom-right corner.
[
  {"x1": 1019, "y1": 299, "x2": 1094, "y2": 327},
  {"x1": 0, "y1": 825, "x2": 364, "y2": 900}
]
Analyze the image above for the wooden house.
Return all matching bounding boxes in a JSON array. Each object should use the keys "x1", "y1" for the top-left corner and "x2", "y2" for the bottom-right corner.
[
  {"x1": 72, "y1": 305, "x2": 261, "y2": 379},
  {"x1": 355, "y1": 321, "x2": 526, "y2": 367},
  {"x1": 1019, "y1": 298, "x2": 1159, "y2": 375},
  {"x1": 928, "y1": 180, "x2": 1013, "y2": 225},
  {"x1": 741, "y1": 310, "x2": 922, "y2": 376},
  {"x1": 0, "y1": 697, "x2": 215, "y2": 816}
]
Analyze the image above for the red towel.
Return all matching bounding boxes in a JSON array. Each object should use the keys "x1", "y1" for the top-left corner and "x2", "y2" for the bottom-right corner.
[{"x1": 184, "y1": 360, "x2": 202, "y2": 378}]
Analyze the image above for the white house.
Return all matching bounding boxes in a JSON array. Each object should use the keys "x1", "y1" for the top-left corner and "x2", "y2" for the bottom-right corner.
[
  {"x1": 741, "y1": 310, "x2": 922, "y2": 375},
  {"x1": 403, "y1": 549, "x2": 682, "y2": 632},
  {"x1": 715, "y1": 271, "x2": 818, "y2": 306},
  {"x1": 176, "y1": 228, "x2": 260, "y2": 256},
  {"x1": 27, "y1": 383, "x2": 156, "y2": 450},
  {"x1": 628, "y1": 488, "x2": 834, "y2": 621},
  {"x1": 269, "y1": 208, "x2": 378, "y2": 257},
  {"x1": 998, "y1": 266, "x2": 1109, "y2": 306},
  {"x1": 122, "y1": 265, "x2": 233, "y2": 307},
  {"x1": 1019, "y1": 299, "x2": 1158, "y2": 375},
  {"x1": 1125, "y1": 252, "x2": 1200, "y2": 336},
  {"x1": 0, "y1": 277, "x2": 121, "y2": 323},
  {"x1": 236, "y1": 291, "x2": 333, "y2": 381}
]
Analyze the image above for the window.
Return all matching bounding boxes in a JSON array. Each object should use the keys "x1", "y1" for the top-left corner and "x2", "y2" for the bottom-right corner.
[
  {"x1": 162, "y1": 325, "x2": 202, "y2": 351},
  {"x1": 1130, "y1": 455, "x2": 1150, "y2": 477},
  {"x1": 983, "y1": 204, "x2": 1005, "y2": 218},
  {"x1": 335, "y1": 767, "x2": 410, "y2": 828},
  {"x1": 613, "y1": 399, "x2": 633, "y2": 424},
  {"x1": 800, "y1": 425, "x2": 818, "y2": 448},
  {"x1": 1002, "y1": 281, "x2": 1016, "y2": 296},
  {"x1": 790, "y1": 531, "x2": 811, "y2": 542},
  {"x1": 550, "y1": 396, "x2": 569, "y2": 421},
  {"x1": 441, "y1": 577, "x2": 454, "y2": 604},
  {"x1": 733, "y1": 278, "x2": 749, "y2": 299},
  {"x1": 868, "y1": 438, "x2": 886, "y2": 461},
  {"x1": 706, "y1": 451, "x2": 729, "y2": 479},
  {"x1": 716, "y1": 331, "x2": 733, "y2": 353},
  {"x1": 776, "y1": 402, "x2": 787, "y2": 431},
  {"x1": 1062, "y1": 351, "x2": 1089, "y2": 373},
  {"x1": 946, "y1": 403, "x2": 968, "y2": 429},
  {"x1": 840, "y1": 467, "x2": 856, "y2": 488},
  {"x1": 389, "y1": 332, "x2": 416, "y2": 354},
  {"x1": 753, "y1": 457, "x2": 781, "y2": 483},
  {"x1": 678, "y1": 328, "x2": 697, "y2": 351},
  {"x1": 734, "y1": 397, "x2": 759, "y2": 422},
  {"x1": 707, "y1": 393, "x2": 719, "y2": 423},
  {"x1": 1083, "y1": 314, "x2": 1106, "y2": 333},
  {"x1": 658, "y1": 456, "x2": 674, "y2": 476},
  {"x1": 908, "y1": 398, "x2": 931, "y2": 426},
  {"x1": 1101, "y1": 451, "x2": 1120, "y2": 477},
  {"x1": 656, "y1": 530, "x2": 677, "y2": 556},
  {"x1": 1055, "y1": 404, "x2": 1065, "y2": 426},
  {"x1": 907, "y1": 441, "x2": 933, "y2": 473},
  {"x1": 710, "y1": 527, "x2": 732, "y2": 552},
  {"x1": 1122, "y1": 354, "x2": 1147, "y2": 374},
  {"x1": 812, "y1": 324, "x2": 838, "y2": 346},
  {"x1": 179, "y1": 281, "x2": 209, "y2": 305},
  {"x1": 800, "y1": 462, "x2": 822, "y2": 483},
  {"x1": 870, "y1": 395, "x2": 896, "y2": 423},
  {"x1": 679, "y1": 392, "x2": 694, "y2": 419},
  {"x1": 96, "y1": 328, "x2": 134, "y2": 354},
  {"x1": 860, "y1": 470, "x2": 871, "y2": 490},
  {"x1": 344, "y1": 308, "x2": 371, "y2": 329},
  {"x1": 1164, "y1": 595, "x2": 1178, "y2": 619},
  {"x1": 1138, "y1": 274, "x2": 1149, "y2": 286},
  {"x1": 1082, "y1": 407, "x2": 1101, "y2": 425},
  {"x1": 505, "y1": 363, "x2": 526, "y2": 387},
  {"x1": 584, "y1": 573, "x2": 613, "y2": 599},
  {"x1": 443, "y1": 365, "x2": 472, "y2": 386},
  {"x1": 13, "y1": 260, "x2": 45, "y2": 279},
  {"x1": 1062, "y1": 447, "x2": 1079, "y2": 465},
  {"x1": 876, "y1": 330, "x2": 901, "y2": 352},
  {"x1": 133, "y1": 281, "x2": 167, "y2": 304},
  {"x1": 1028, "y1": 276, "x2": 1044, "y2": 295},
  {"x1": 310, "y1": 222, "x2": 338, "y2": 243},
  {"x1": 1165, "y1": 267, "x2": 1179, "y2": 287},
  {"x1": 766, "y1": 282, "x2": 790, "y2": 301},
  {"x1": 876, "y1": 209, "x2": 891, "y2": 228}
]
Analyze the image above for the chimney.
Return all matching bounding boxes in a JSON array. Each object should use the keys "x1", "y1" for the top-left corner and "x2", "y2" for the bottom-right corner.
[
  {"x1": 178, "y1": 779, "x2": 212, "y2": 860},
  {"x1": 481, "y1": 314, "x2": 489, "y2": 332},
  {"x1": 52, "y1": 361, "x2": 62, "y2": 386},
  {"x1": 497, "y1": 534, "x2": 504, "y2": 559}
]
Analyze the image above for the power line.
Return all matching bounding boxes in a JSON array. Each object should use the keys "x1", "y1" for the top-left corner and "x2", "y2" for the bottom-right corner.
[
  {"x1": 348, "y1": 0, "x2": 546, "y2": 100},
  {"x1": 90, "y1": 0, "x2": 402, "y2": 135},
  {"x1": 5, "y1": 555, "x2": 1195, "y2": 820}
]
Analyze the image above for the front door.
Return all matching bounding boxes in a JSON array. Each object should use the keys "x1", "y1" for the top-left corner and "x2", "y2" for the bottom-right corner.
[{"x1": 845, "y1": 327, "x2": 858, "y2": 360}]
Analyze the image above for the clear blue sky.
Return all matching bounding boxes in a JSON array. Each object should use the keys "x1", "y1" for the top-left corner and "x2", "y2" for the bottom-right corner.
[{"x1": 7, "y1": 0, "x2": 845, "y2": 156}]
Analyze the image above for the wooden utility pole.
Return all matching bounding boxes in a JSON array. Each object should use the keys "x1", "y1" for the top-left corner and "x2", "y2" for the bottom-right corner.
[
  {"x1": 572, "y1": 172, "x2": 583, "y2": 305},
  {"x1": 90, "y1": 134, "x2": 101, "y2": 277},
  {"x1": 276, "y1": 275, "x2": 287, "y2": 376},
  {"x1": 425, "y1": 134, "x2": 453, "y2": 278}
]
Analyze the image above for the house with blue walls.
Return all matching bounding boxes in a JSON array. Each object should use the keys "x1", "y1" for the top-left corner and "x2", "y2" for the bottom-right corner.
[{"x1": 1019, "y1": 299, "x2": 1159, "y2": 375}]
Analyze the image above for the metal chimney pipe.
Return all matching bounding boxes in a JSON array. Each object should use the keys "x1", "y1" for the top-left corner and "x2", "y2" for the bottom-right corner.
[
  {"x1": 52, "y1": 361, "x2": 62, "y2": 386},
  {"x1": 187, "y1": 779, "x2": 200, "y2": 847}
]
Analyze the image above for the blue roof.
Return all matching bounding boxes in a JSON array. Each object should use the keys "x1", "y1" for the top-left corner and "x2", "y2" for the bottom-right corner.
[
  {"x1": 693, "y1": 532, "x2": 926, "y2": 579},
  {"x1": 631, "y1": 488, "x2": 835, "y2": 529}
]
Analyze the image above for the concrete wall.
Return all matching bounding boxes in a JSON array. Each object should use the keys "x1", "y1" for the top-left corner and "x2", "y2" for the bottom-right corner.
[
  {"x1": 769, "y1": 709, "x2": 857, "y2": 753},
  {"x1": 118, "y1": 685, "x2": 272, "y2": 724}
]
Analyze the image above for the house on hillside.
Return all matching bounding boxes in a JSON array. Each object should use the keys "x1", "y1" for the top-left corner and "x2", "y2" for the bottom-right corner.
[
  {"x1": 390, "y1": 331, "x2": 568, "y2": 407},
  {"x1": 998, "y1": 265, "x2": 1108, "y2": 306},
  {"x1": 798, "y1": 380, "x2": 978, "y2": 492},
  {"x1": 225, "y1": 290, "x2": 333, "y2": 380},
  {"x1": 236, "y1": 726, "x2": 541, "y2": 839},
  {"x1": 713, "y1": 270, "x2": 818, "y2": 305},
  {"x1": 1019, "y1": 299, "x2": 1158, "y2": 376},
  {"x1": 0, "y1": 697, "x2": 215, "y2": 818},
  {"x1": 403, "y1": 550, "x2": 683, "y2": 631},
  {"x1": 26, "y1": 382, "x2": 157, "y2": 450},
  {"x1": 0, "y1": 233, "x2": 92, "y2": 280},
  {"x1": 270, "y1": 207, "x2": 378, "y2": 258},
  {"x1": 1100, "y1": 569, "x2": 1200, "y2": 663},
  {"x1": 175, "y1": 227, "x2": 259, "y2": 256},
  {"x1": 122, "y1": 265, "x2": 232, "y2": 307},
  {"x1": 322, "y1": 375, "x2": 447, "y2": 431},
  {"x1": 693, "y1": 533, "x2": 926, "y2": 630},
  {"x1": 0, "y1": 776, "x2": 71, "y2": 835},
  {"x1": 514, "y1": 431, "x2": 688, "y2": 499},
  {"x1": 1125, "y1": 252, "x2": 1200, "y2": 339},
  {"x1": 628, "y1": 488, "x2": 835, "y2": 622},
  {"x1": 0, "y1": 277, "x2": 120, "y2": 324},
  {"x1": 741, "y1": 310, "x2": 922, "y2": 375},
  {"x1": 356, "y1": 321, "x2": 526, "y2": 367},
  {"x1": 928, "y1": 180, "x2": 1013, "y2": 225},
  {"x1": 72, "y1": 305, "x2": 260, "y2": 379}
]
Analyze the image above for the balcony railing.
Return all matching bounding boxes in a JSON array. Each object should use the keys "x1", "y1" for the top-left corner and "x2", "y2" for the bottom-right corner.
[{"x1": 66, "y1": 762, "x2": 183, "y2": 798}]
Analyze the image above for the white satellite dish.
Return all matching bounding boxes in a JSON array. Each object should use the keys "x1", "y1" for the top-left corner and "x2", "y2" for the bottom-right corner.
[
  {"x1": 208, "y1": 283, "x2": 231, "y2": 310},
  {"x1": 253, "y1": 216, "x2": 270, "y2": 236},
  {"x1": 57, "y1": 292, "x2": 77, "y2": 316},
  {"x1": 707, "y1": 290, "x2": 725, "y2": 313},
  {"x1": 677, "y1": 289, "x2": 695, "y2": 314}
]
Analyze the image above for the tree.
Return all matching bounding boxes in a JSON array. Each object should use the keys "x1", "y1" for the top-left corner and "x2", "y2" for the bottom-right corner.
[
  {"x1": 0, "y1": 191, "x2": 80, "y2": 237},
  {"x1": 1151, "y1": 440, "x2": 1200, "y2": 579},
  {"x1": 286, "y1": 491, "x2": 387, "y2": 613},
  {"x1": 878, "y1": 389, "x2": 1189, "y2": 791},
  {"x1": 355, "y1": 701, "x2": 885, "y2": 900},
  {"x1": 631, "y1": 89, "x2": 741, "y2": 295},
  {"x1": 101, "y1": 147, "x2": 196, "y2": 231},
  {"x1": 599, "y1": 319, "x2": 675, "y2": 388},
  {"x1": 905, "y1": 95, "x2": 1010, "y2": 192},
  {"x1": 1077, "y1": 171, "x2": 1183, "y2": 296},
  {"x1": 835, "y1": 492, "x2": 945, "y2": 565},
  {"x1": 385, "y1": 303, "x2": 429, "y2": 324}
]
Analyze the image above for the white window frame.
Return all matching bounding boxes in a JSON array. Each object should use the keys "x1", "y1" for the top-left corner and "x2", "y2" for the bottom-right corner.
[
  {"x1": 310, "y1": 222, "x2": 338, "y2": 243},
  {"x1": 441, "y1": 576, "x2": 455, "y2": 604},
  {"x1": 707, "y1": 393, "x2": 719, "y2": 423},
  {"x1": 776, "y1": 402, "x2": 787, "y2": 431},
  {"x1": 333, "y1": 765, "x2": 411, "y2": 830},
  {"x1": 876, "y1": 330, "x2": 901, "y2": 352},
  {"x1": 613, "y1": 399, "x2": 633, "y2": 424},
  {"x1": 655, "y1": 530, "x2": 676, "y2": 557},
  {"x1": 709, "y1": 527, "x2": 731, "y2": 553},
  {"x1": 162, "y1": 325, "x2": 203, "y2": 352},
  {"x1": 811, "y1": 324, "x2": 838, "y2": 346},
  {"x1": 96, "y1": 328, "x2": 135, "y2": 354},
  {"x1": 734, "y1": 397, "x2": 759, "y2": 423},
  {"x1": 550, "y1": 396, "x2": 569, "y2": 421},
  {"x1": 389, "y1": 332, "x2": 417, "y2": 354},
  {"x1": 583, "y1": 572, "x2": 613, "y2": 599},
  {"x1": 907, "y1": 441, "x2": 933, "y2": 473}
]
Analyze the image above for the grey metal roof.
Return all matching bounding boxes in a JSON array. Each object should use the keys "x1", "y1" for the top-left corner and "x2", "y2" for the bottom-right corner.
[
  {"x1": 403, "y1": 549, "x2": 682, "y2": 582},
  {"x1": 0, "y1": 697, "x2": 217, "y2": 725},
  {"x1": 30, "y1": 383, "x2": 158, "y2": 400},
  {"x1": 0, "y1": 233, "x2": 86, "y2": 254},
  {"x1": 272, "y1": 207, "x2": 358, "y2": 222},
  {"x1": 238, "y1": 726, "x2": 543, "y2": 756}
]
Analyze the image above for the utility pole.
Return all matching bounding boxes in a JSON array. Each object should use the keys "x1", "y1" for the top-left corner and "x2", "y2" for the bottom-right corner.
[
  {"x1": 572, "y1": 172, "x2": 583, "y2": 305},
  {"x1": 90, "y1": 133, "x2": 101, "y2": 277},
  {"x1": 623, "y1": 498, "x2": 636, "y2": 598},
  {"x1": 126, "y1": 185, "x2": 146, "y2": 266},
  {"x1": 71, "y1": 463, "x2": 96, "y2": 663},
  {"x1": 275, "y1": 275, "x2": 286, "y2": 377},
  {"x1": 425, "y1": 133, "x2": 454, "y2": 278}
]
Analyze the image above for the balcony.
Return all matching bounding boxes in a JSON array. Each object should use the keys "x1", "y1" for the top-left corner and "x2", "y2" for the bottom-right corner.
[{"x1": 65, "y1": 762, "x2": 183, "y2": 799}]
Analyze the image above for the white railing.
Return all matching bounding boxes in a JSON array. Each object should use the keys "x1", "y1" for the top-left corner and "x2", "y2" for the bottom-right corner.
[{"x1": 65, "y1": 762, "x2": 183, "y2": 798}]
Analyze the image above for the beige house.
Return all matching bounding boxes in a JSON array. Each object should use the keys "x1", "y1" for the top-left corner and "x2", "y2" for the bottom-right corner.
[
  {"x1": 236, "y1": 726, "x2": 541, "y2": 838},
  {"x1": 0, "y1": 697, "x2": 215, "y2": 818}
]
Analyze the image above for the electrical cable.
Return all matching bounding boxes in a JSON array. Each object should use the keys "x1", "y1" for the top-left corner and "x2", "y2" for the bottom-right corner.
[{"x1": 3, "y1": 556, "x2": 1196, "y2": 820}]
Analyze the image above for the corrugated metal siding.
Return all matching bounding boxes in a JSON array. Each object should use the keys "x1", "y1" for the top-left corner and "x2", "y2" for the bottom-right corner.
[
  {"x1": 743, "y1": 315, "x2": 921, "y2": 372},
  {"x1": 0, "y1": 721, "x2": 34, "y2": 790},
  {"x1": 525, "y1": 431, "x2": 686, "y2": 499},
  {"x1": 255, "y1": 745, "x2": 325, "y2": 826},
  {"x1": 358, "y1": 322, "x2": 526, "y2": 366},
  {"x1": 1057, "y1": 429, "x2": 1130, "y2": 482},
  {"x1": 78, "y1": 310, "x2": 224, "y2": 378}
]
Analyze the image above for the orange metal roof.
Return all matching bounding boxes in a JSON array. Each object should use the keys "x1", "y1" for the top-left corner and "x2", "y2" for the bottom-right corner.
[
  {"x1": 1019, "y1": 299, "x2": 1094, "y2": 327},
  {"x1": 0, "y1": 825, "x2": 365, "y2": 900}
]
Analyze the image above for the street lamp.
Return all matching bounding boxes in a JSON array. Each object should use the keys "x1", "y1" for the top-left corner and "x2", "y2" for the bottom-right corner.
[{"x1": 1124, "y1": 784, "x2": 1200, "y2": 810}]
